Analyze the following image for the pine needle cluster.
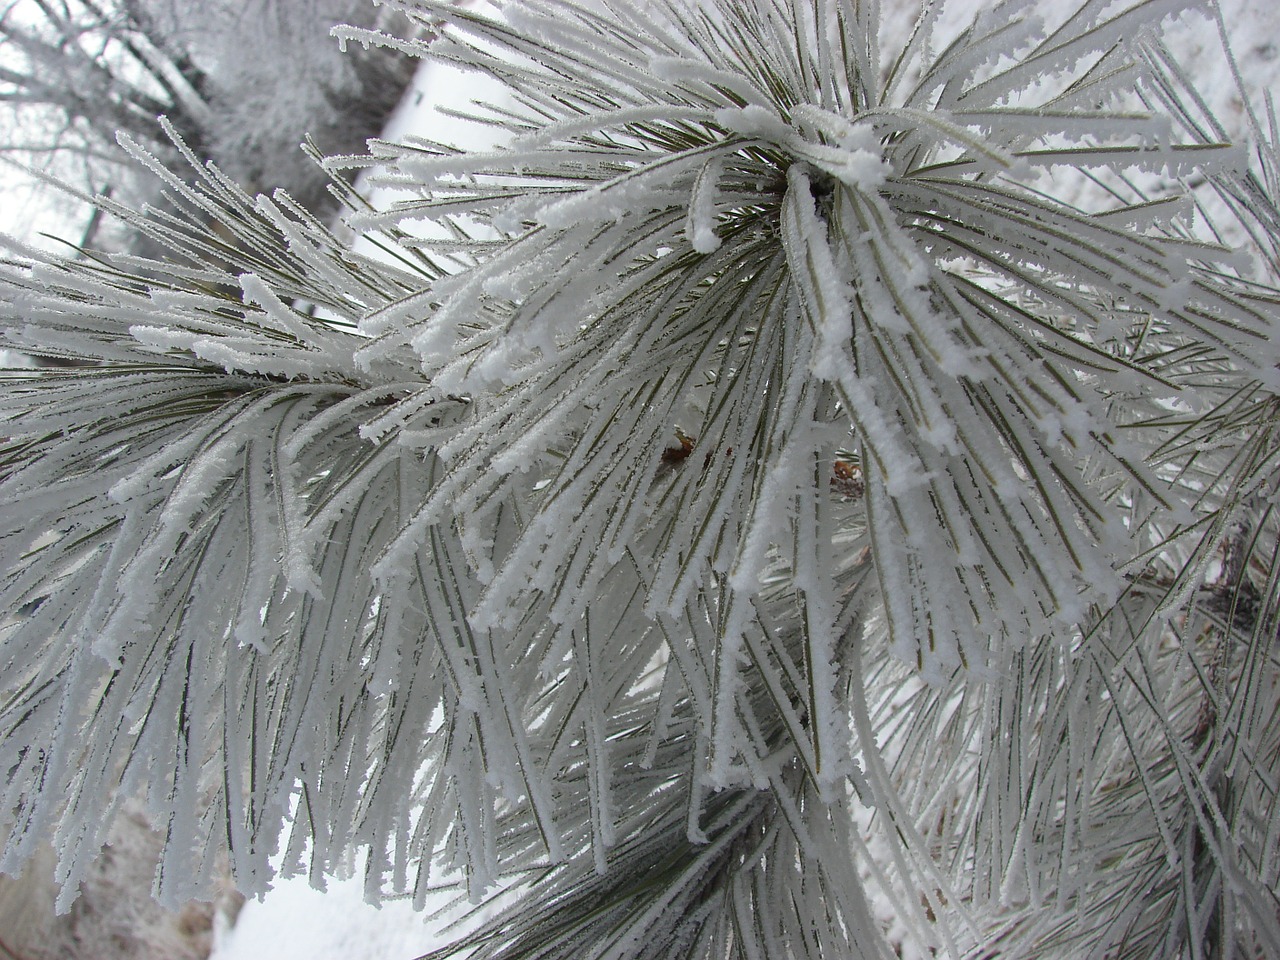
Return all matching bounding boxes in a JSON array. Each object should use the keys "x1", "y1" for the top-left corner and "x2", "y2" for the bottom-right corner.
[{"x1": 2, "y1": 2, "x2": 1280, "y2": 957}]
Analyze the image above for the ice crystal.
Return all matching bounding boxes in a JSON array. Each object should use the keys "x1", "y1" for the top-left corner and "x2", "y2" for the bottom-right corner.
[{"x1": 3, "y1": 2, "x2": 1280, "y2": 957}]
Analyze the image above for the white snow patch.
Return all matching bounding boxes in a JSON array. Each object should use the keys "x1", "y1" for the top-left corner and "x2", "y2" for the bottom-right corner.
[{"x1": 210, "y1": 875, "x2": 449, "y2": 960}]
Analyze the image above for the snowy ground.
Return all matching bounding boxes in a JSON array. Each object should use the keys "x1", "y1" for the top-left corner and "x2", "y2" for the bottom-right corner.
[
  {"x1": 212, "y1": 878, "x2": 449, "y2": 959},
  {"x1": 209, "y1": 3, "x2": 1280, "y2": 958}
]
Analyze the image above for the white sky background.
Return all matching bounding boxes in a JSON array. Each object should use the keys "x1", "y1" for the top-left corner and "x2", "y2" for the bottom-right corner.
[{"x1": 205, "y1": 2, "x2": 1280, "y2": 958}]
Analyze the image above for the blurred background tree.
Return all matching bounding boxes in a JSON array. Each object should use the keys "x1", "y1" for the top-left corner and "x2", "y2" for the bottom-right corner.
[{"x1": 0, "y1": 0, "x2": 417, "y2": 248}]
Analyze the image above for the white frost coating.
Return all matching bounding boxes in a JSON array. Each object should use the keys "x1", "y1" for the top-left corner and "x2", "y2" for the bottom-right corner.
[
  {"x1": 685, "y1": 154, "x2": 724, "y2": 253},
  {"x1": 713, "y1": 104, "x2": 795, "y2": 144},
  {"x1": 783, "y1": 165, "x2": 857, "y2": 355},
  {"x1": 510, "y1": 104, "x2": 716, "y2": 150},
  {"x1": 534, "y1": 174, "x2": 689, "y2": 229},
  {"x1": 729, "y1": 427, "x2": 810, "y2": 592},
  {"x1": 650, "y1": 56, "x2": 774, "y2": 110},
  {"x1": 790, "y1": 104, "x2": 890, "y2": 191},
  {"x1": 4, "y1": 2, "x2": 1279, "y2": 956},
  {"x1": 781, "y1": 167, "x2": 930, "y2": 500}
]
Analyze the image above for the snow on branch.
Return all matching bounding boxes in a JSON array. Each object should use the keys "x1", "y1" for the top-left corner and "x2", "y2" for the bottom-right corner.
[{"x1": 3, "y1": 1, "x2": 1280, "y2": 957}]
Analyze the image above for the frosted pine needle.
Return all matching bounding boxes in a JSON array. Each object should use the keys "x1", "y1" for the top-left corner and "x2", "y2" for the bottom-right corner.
[{"x1": 2, "y1": 1, "x2": 1280, "y2": 957}]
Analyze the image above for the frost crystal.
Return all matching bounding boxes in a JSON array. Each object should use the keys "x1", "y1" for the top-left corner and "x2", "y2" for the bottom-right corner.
[{"x1": 3, "y1": 1, "x2": 1280, "y2": 957}]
